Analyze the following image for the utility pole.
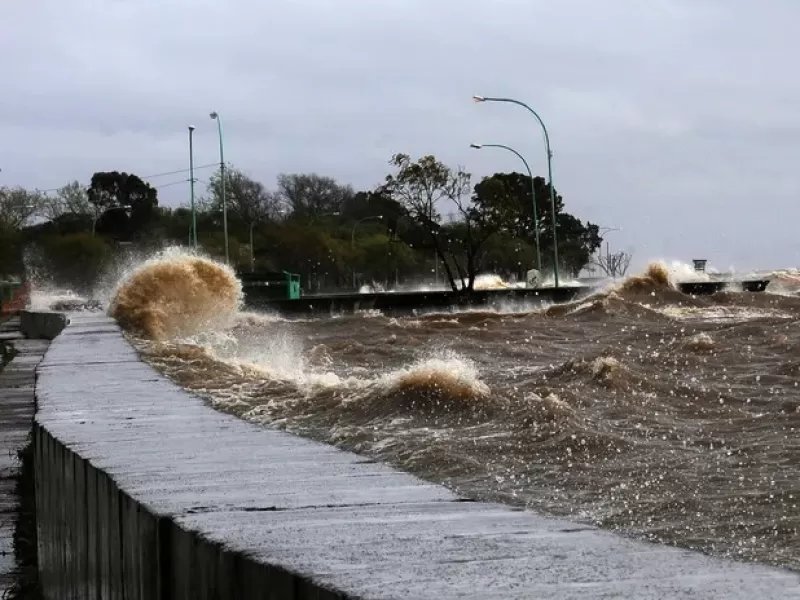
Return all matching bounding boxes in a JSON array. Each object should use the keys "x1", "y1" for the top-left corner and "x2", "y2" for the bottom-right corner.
[{"x1": 188, "y1": 125, "x2": 197, "y2": 248}]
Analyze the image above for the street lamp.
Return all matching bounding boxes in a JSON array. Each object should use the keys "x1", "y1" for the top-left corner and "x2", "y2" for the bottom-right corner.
[
  {"x1": 470, "y1": 143, "x2": 541, "y2": 274},
  {"x1": 473, "y1": 94, "x2": 560, "y2": 287},
  {"x1": 351, "y1": 215, "x2": 384, "y2": 287},
  {"x1": 188, "y1": 125, "x2": 197, "y2": 249},
  {"x1": 209, "y1": 111, "x2": 229, "y2": 264}
]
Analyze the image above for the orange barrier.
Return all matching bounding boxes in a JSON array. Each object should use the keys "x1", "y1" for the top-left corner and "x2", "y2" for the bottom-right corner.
[{"x1": 0, "y1": 281, "x2": 30, "y2": 315}]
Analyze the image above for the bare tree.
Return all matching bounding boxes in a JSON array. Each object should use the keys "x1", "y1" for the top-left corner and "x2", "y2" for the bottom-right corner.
[
  {"x1": 0, "y1": 186, "x2": 45, "y2": 229},
  {"x1": 593, "y1": 249, "x2": 633, "y2": 278},
  {"x1": 207, "y1": 167, "x2": 284, "y2": 223},
  {"x1": 277, "y1": 173, "x2": 353, "y2": 218},
  {"x1": 42, "y1": 181, "x2": 93, "y2": 221},
  {"x1": 380, "y1": 153, "x2": 471, "y2": 292},
  {"x1": 447, "y1": 171, "x2": 502, "y2": 291}
]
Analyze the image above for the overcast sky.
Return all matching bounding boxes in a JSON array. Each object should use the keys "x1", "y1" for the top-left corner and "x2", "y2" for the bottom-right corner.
[{"x1": 2, "y1": 0, "x2": 798, "y2": 271}]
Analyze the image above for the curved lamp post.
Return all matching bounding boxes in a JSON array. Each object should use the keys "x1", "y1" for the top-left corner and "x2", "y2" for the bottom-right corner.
[
  {"x1": 470, "y1": 143, "x2": 541, "y2": 274},
  {"x1": 351, "y1": 215, "x2": 384, "y2": 287},
  {"x1": 209, "y1": 111, "x2": 229, "y2": 264},
  {"x1": 473, "y1": 95, "x2": 559, "y2": 287}
]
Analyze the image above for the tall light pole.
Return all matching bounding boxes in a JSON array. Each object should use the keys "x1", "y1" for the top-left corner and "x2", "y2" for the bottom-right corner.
[
  {"x1": 351, "y1": 215, "x2": 383, "y2": 287},
  {"x1": 473, "y1": 95, "x2": 560, "y2": 287},
  {"x1": 470, "y1": 143, "x2": 541, "y2": 275},
  {"x1": 188, "y1": 125, "x2": 197, "y2": 249},
  {"x1": 209, "y1": 111, "x2": 229, "y2": 264}
]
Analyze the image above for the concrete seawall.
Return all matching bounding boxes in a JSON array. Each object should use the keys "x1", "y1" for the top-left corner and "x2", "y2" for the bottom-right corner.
[{"x1": 34, "y1": 313, "x2": 800, "y2": 599}]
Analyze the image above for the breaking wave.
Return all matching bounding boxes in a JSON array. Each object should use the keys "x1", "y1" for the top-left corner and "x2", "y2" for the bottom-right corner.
[
  {"x1": 373, "y1": 353, "x2": 492, "y2": 416},
  {"x1": 108, "y1": 248, "x2": 242, "y2": 341}
]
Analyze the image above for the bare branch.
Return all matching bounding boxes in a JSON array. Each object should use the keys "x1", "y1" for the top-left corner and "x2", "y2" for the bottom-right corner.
[
  {"x1": 41, "y1": 181, "x2": 92, "y2": 221},
  {"x1": 0, "y1": 187, "x2": 45, "y2": 229},
  {"x1": 592, "y1": 249, "x2": 633, "y2": 278}
]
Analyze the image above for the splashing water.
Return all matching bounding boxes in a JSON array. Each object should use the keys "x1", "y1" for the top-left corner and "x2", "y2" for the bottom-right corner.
[
  {"x1": 379, "y1": 351, "x2": 491, "y2": 410},
  {"x1": 27, "y1": 288, "x2": 89, "y2": 311},
  {"x1": 108, "y1": 247, "x2": 242, "y2": 341},
  {"x1": 107, "y1": 249, "x2": 494, "y2": 409},
  {"x1": 617, "y1": 262, "x2": 672, "y2": 292},
  {"x1": 471, "y1": 274, "x2": 512, "y2": 290}
]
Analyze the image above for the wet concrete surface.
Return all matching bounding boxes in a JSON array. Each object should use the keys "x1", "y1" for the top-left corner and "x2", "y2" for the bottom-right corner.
[
  {"x1": 0, "y1": 317, "x2": 49, "y2": 594},
  {"x1": 35, "y1": 313, "x2": 800, "y2": 598}
]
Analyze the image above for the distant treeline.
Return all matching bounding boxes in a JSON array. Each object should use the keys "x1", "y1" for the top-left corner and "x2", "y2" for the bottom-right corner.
[{"x1": 0, "y1": 154, "x2": 603, "y2": 293}]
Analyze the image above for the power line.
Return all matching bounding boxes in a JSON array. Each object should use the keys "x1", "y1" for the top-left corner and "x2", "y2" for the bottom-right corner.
[
  {"x1": 154, "y1": 179, "x2": 191, "y2": 190},
  {"x1": 33, "y1": 163, "x2": 220, "y2": 193},
  {"x1": 142, "y1": 163, "x2": 218, "y2": 180}
]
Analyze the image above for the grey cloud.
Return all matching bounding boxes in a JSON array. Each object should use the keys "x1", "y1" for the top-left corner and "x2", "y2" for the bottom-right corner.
[{"x1": 1, "y1": 0, "x2": 799, "y2": 271}]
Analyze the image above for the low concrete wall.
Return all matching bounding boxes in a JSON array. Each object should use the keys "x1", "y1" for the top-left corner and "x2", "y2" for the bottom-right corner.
[
  {"x1": 20, "y1": 310, "x2": 68, "y2": 340},
  {"x1": 33, "y1": 313, "x2": 800, "y2": 599}
]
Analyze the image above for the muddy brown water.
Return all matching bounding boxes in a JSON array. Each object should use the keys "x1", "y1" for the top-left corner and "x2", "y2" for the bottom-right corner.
[{"x1": 120, "y1": 277, "x2": 800, "y2": 573}]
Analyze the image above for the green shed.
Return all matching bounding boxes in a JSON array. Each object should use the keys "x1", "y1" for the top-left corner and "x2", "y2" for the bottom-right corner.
[{"x1": 239, "y1": 271, "x2": 301, "y2": 301}]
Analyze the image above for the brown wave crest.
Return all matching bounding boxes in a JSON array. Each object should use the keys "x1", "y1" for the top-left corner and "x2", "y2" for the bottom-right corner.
[
  {"x1": 361, "y1": 358, "x2": 494, "y2": 419},
  {"x1": 109, "y1": 251, "x2": 242, "y2": 340},
  {"x1": 614, "y1": 262, "x2": 704, "y2": 306},
  {"x1": 619, "y1": 262, "x2": 671, "y2": 291}
]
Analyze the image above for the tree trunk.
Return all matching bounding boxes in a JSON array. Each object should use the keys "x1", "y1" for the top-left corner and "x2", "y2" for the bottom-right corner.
[
  {"x1": 466, "y1": 248, "x2": 476, "y2": 291},
  {"x1": 428, "y1": 231, "x2": 458, "y2": 291}
]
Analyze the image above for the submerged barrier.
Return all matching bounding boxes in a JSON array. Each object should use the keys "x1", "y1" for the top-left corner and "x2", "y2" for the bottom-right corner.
[
  {"x1": 33, "y1": 313, "x2": 800, "y2": 599},
  {"x1": 246, "y1": 280, "x2": 771, "y2": 317}
]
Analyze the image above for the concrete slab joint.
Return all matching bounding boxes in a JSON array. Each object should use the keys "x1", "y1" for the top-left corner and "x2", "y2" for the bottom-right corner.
[{"x1": 31, "y1": 313, "x2": 800, "y2": 599}]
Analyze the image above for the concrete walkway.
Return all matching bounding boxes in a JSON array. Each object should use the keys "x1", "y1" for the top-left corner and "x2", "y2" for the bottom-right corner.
[
  {"x1": 35, "y1": 313, "x2": 800, "y2": 599},
  {"x1": 0, "y1": 317, "x2": 49, "y2": 593}
]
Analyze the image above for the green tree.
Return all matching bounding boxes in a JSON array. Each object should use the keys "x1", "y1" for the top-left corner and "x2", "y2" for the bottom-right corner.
[
  {"x1": 31, "y1": 233, "x2": 111, "y2": 293},
  {"x1": 472, "y1": 172, "x2": 601, "y2": 276},
  {"x1": 199, "y1": 231, "x2": 244, "y2": 267},
  {"x1": 340, "y1": 190, "x2": 404, "y2": 227},
  {"x1": 481, "y1": 233, "x2": 537, "y2": 281},
  {"x1": 0, "y1": 222, "x2": 22, "y2": 277},
  {"x1": 88, "y1": 171, "x2": 158, "y2": 238}
]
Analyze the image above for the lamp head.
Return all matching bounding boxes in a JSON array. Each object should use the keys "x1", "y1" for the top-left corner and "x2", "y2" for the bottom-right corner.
[
  {"x1": 188, "y1": 125, "x2": 195, "y2": 131},
  {"x1": 469, "y1": 143, "x2": 483, "y2": 149},
  {"x1": 472, "y1": 95, "x2": 486, "y2": 102},
  {"x1": 209, "y1": 111, "x2": 218, "y2": 120}
]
